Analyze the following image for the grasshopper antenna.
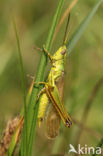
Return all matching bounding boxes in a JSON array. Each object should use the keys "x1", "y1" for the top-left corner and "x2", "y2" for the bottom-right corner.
[{"x1": 63, "y1": 13, "x2": 71, "y2": 45}]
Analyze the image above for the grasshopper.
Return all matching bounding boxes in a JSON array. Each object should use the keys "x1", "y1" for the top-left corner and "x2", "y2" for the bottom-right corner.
[
  {"x1": 37, "y1": 14, "x2": 72, "y2": 138},
  {"x1": 37, "y1": 44, "x2": 67, "y2": 126}
]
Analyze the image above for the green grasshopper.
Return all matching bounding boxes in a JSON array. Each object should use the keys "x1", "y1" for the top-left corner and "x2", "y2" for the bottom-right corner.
[
  {"x1": 37, "y1": 14, "x2": 72, "y2": 136},
  {"x1": 38, "y1": 45, "x2": 67, "y2": 125}
]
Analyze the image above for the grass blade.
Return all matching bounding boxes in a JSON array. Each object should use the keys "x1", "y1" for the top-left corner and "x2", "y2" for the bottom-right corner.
[
  {"x1": 6, "y1": 117, "x2": 24, "y2": 156},
  {"x1": 26, "y1": 0, "x2": 64, "y2": 155},
  {"x1": 67, "y1": 0, "x2": 103, "y2": 55},
  {"x1": 7, "y1": 15, "x2": 27, "y2": 156},
  {"x1": 92, "y1": 138, "x2": 103, "y2": 156}
]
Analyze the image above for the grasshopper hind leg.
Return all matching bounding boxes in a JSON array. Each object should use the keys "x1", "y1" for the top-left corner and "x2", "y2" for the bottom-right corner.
[{"x1": 38, "y1": 93, "x2": 49, "y2": 127}]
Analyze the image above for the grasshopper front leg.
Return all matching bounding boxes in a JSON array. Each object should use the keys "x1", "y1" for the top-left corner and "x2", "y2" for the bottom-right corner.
[
  {"x1": 33, "y1": 44, "x2": 54, "y2": 64},
  {"x1": 43, "y1": 45, "x2": 54, "y2": 64}
]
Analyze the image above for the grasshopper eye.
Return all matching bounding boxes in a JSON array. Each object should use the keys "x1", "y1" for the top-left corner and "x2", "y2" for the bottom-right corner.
[{"x1": 61, "y1": 49, "x2": 66, "y2": 55}]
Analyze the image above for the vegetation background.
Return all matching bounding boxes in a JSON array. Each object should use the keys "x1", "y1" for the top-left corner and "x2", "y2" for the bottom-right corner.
[{"x1": 0, "y1": 0, "x2": 103, "y2": 155}]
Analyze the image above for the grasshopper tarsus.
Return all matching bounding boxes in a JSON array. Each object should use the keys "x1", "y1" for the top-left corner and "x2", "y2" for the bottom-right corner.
[
  {"x1": 37, "y1": 87, "x2": 46, "y2": 99},
  {"x1": 65, "y1": 119, "x2": 72, "y2": 128},
  {"x1": 33, "y1": 45, "x2": 42, "y2": 52},
  {"x1": 33, "y1": 81, "x2": 45, "y2": 88}
]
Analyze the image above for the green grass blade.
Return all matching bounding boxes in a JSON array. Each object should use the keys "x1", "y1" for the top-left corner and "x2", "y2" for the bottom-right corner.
[
  {"x1": 6, "y1": 117, "x2": 23, "y2": 156},
  {"x1": 66, "y1": 0, "x2": 103, "y2": 55},
  {"x1": 92, "y1": 138, "x2": 103, "y2": 156},
  {"x1": 6, "y1": 128, "x2": 19, "y2": 156},
  {"x1": 26, "y1": 0, "x2": 64, "y2": 155},
  {"x1": 7, "y1": 15, "x2": 27, "y2": 156}
]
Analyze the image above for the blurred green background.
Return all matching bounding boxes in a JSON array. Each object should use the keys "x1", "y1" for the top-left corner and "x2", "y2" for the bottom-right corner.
[{"x1": 0, "y1": 0, "x2": 103, "y2": 155}]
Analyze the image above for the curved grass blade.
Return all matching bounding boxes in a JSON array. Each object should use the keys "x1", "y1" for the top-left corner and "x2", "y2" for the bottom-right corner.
[
  {"x1": 67, "y1": 0, "x2": 103, "y2": 55},
  {"x1": 7, "y1": 15, "x2": 27, "y2": 156}
]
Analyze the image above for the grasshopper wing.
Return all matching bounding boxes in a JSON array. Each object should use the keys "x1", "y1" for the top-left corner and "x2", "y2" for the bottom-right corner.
[
  {"x1": 45, "y1": 105, "x2": 60, "y2": 139},
  {"x1": 45, "y1": 76, "x2": 64, "y2": 139}
]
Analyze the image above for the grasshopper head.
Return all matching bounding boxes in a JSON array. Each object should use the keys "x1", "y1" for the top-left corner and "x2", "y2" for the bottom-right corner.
[{"x1": 53, "y1": 45, "x2": 67, "y2": 60}]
